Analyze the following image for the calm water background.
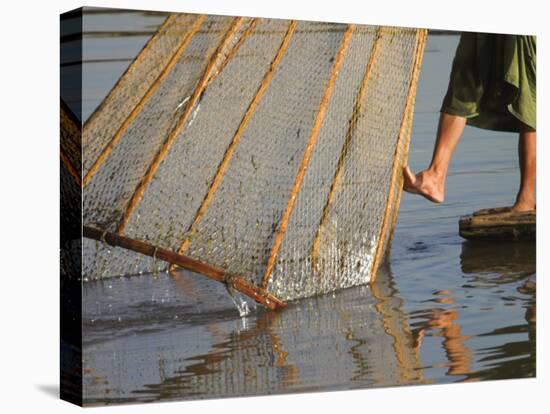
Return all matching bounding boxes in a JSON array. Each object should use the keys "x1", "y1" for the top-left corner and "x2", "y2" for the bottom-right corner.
[{"x1": 72, "y1": 9, "x2": 536, "y2": 405}]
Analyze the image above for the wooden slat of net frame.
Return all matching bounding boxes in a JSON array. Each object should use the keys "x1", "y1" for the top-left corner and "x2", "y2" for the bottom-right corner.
[
  {"x1": 82, "y1": 14, "x2": 206, "y2": 187},
  {"x1": 211, "y1": 18, "x2": 259, "y2": 83},
  {"x1": 170, "y1": 20, "x2": 298, "y2": 269},
  {"x1": 369, "y1": 29, "x2": 427, "y2": 283},
  {"x1": 383, "y1": 35, "x2": 428, "y2": 252},
  {"x1": 116, "y1": 17, "x2": 247, "y2": 234},
  {"x1": 260, "y1": 24, "x2": 356, "y2": 289},
  {"x1": 385, "y1": 86, "x2": 416, "y2": 249},
  {"x1": 83, "y1": 226, "x2": 286, "y2": 310},
  {"x1": 309, "y1": 27, "x2": 385, "y2": 264}
]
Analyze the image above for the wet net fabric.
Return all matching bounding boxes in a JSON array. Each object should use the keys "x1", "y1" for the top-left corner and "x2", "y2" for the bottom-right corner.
[{"x1": 81, "y1": 13, "x2": 426, "y2": 304}]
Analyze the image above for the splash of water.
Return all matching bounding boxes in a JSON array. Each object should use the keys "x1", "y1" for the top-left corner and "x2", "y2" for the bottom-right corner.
[{"x1": 225, "y1": 283, "x2": 255, "y2": 317}]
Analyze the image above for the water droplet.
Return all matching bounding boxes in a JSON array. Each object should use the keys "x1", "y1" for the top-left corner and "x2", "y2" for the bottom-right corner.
[{"x1": 225, "y1": 284, "x2": 252, "y2": 317}]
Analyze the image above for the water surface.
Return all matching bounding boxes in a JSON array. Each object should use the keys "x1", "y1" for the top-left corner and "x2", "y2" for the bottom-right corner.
[{"x1": 72, "y1": 9, "x2": 536, "y2": 405}]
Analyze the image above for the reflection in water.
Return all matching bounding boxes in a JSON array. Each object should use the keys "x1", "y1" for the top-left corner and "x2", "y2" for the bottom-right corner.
[
  {"x1": 131, "y1": 311, "x2": 300, "y2": 402},
  {"x1": 460, "y1": 240, "x2": 535, "y2": 279},
  {"x1": 459, "y1": 241, "x2": 536, "y2": 381},
  {"x1": 83, "y1": 262, "x2": 429, "y2": 405},
  {"x1": 461, "y1": 240, "x2": 536, "y2": 328},
  {"x1": 415, "y1": 301, "x2": 474, "y2": 378},
  {"x1": 403, "y1": 240, "x2": 536, "y2": 384},
  {"x1": 371, "y1": 263, "x2": 426, "y2": 384}
]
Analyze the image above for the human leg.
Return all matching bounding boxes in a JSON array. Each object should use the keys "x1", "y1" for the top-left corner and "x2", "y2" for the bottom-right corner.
[
  {"x1": 403, "y1": 112, "x2": 466, "y2": 203},
  {"x1": 512, "y1": 124, "x2": 536, "y2": 212}
]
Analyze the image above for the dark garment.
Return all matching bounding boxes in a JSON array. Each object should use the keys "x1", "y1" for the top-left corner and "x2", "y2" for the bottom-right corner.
[{"x1": 441, "y1": 33, "x2": 536, "y2": 132}]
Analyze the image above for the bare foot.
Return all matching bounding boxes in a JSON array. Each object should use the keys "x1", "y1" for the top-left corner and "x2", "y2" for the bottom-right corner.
[
  {"x1": 511, "y1": 199, "x2": 536, "y2": 213},
  {"x1": 403, "y1": 166, "x2": 445, "y2": 203}
]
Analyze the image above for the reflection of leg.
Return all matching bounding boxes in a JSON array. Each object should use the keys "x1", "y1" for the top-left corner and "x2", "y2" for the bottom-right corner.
[
  {"x1": 403, "y1": 112, "x2": 466, "y2": 203},
  {"x1": 427, "y1": 308, "x2": 473, "y2": 376},
  {"x1": 512, "y1": 125, "x2": 536, "y2": 212}
]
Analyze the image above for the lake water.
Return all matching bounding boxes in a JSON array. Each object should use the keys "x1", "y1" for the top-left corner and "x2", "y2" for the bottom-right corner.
[{"x1": 71, "y1": 9, "x2": 536, "y2": 406}]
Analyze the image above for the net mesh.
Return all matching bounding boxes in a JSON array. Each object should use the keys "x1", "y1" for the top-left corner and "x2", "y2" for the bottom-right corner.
[
  {"x1": 80, "y1": 12, "x2": 427, "y2": 305},
  {"x1": 82, "y1": 13, "x2": 200, "y2": 177}
]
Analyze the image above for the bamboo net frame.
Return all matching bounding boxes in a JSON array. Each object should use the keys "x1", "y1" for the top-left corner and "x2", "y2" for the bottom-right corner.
[
  {"x1": 171, "y1": 20, "x2": 298, "y2": 266},
  {"x1": 260, "y1": 24, "x2": 355, "y2": 289},
  {"x1": 83, "y1": 226, "x2": 285, "y2": 309},
  {"x1": 116, "y1": 17, "x2": 247, "y2": 233},
  {"x1": 80, "y1": 13, "x2": 428, "y2": 310},
  {"x1": 370, "y1": 28, "x2": 427, "y2": 282},
  {"x1": 309, "y1": 27, "x2": 384, "y2": 265}
]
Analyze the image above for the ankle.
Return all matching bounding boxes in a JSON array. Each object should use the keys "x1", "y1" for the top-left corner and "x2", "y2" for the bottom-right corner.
[
  {"x1": 424, "y1": 167, "x2": 447, "y2": 190},
  {"x1": 426, "y1": 165, "x2": 447, "y2": 179},
  {"x1": 514, "y1": 190, "x2": 535, "y2": 209},
  {"x1": 516, "y1": 192, "x2": 535, "y2": 205}
]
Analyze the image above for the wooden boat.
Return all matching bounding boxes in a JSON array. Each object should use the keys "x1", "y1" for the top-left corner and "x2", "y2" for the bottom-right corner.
[{"x1": 459, "y1": 207, "x2": 536, "y2": 241}]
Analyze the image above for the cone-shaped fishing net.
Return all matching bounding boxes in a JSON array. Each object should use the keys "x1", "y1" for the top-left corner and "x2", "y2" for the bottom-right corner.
[{"x1": 72, "y1": 13, "x2": 427, "y2": 309}]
